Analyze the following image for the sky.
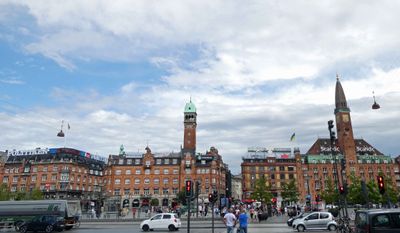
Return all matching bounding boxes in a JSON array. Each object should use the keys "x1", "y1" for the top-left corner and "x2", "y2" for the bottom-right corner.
[{"x1": 1, "y1": 1, "x2": 400, "y2": 174}]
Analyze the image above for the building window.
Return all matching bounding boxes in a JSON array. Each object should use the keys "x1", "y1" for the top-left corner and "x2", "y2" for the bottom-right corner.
[
  {"x1": 115, "y1": 170, "x2": 121, "y2": 175},
  {"x1": 288, "y1": 166, "x2": 294, "y2": 171},
  {"x1": 41, "y1": 175, "x2": 47, "y2": 182},
  {"x1": 32, "y1": 167, "x2": 37, "y2": 172},
  {"x1": 185, "y1": 168, "x2": 191, "y2": 174},
  {"x1": 212, "y1": 178, "x2": 216, "y2": 184},
  {"x1": 114, "y1": 189, "x2": 120, "y2": 196},
  {"x1": 156, "y1": 159, "x2": 161, "y2": 165},
  {"x1": 2, "y1": 177, "x2": 8, "y2": 183},
  {"x1": 145, "y1": 161, "x2": 151, "y2": 166},
  {"x1": 154, "y1": 188, "x2": 159, "y2": 195},
  {"x1": 115, "y1": 179, "x2": 121, "y2": 185},
  {"x1": 53, "y1": 166, "x2": 58, "y2": 172},
  {"x1": 201, "y1": 160, "x2": 206, "y2": 165},
  {"x1": 135, "y1": 178, "x2": 140, "y2": 185},
  {"x1": 163, "y1": 169, "x2": 169, "y2": 175},
  {"x1": 163, "y1": 188, "x2": 169, "y2": 195},
  {"x1": 135, "y1": 169, "x2": 141, "y2": 175},
  {"x1": 155, "y1": 169, "x2": 160, "y2": 175},
  {"x1": 127, "y1": 159, "x2": 132, "y2": 165},
  {"x1": 173, "y1": 188, "x2": 178, "y2": 194},
  {"x1": 52, "y1": 175, "x2": 57, "y2": 181},
  {"x1": 164, "y1": 159, "x2": 170, "y2": 164},
  {"x1": 289, "y1": 174, "x2": 294, "y2": 179},
  {"x1": 124, "y1": 189, "x2": 130, "y2": 195},
  {"x1": 205, "y1": 178, "x2": 209, "y2": 184},
  {"x1": 43, "y1": 166, "x2": 48, "y2": 172},
  {"x1": 125, "y1": 179, "x2": 130, "y2": 185},
  {"x1": 144, "y1": 178, "x2": 150, "y2": 184},
  {"x1": 154, "y1": 179, "x2": 159, "y2": 184},
  {"x1": 280, "y1": 174, "x2": 285, "y2": 180},
  {"x1": 172, "y1": 159, "x2": 178, "y2": 164},
  {"x1": 173, "y1": 169, "x2": 178, "y2": 174},
  {"x1": 144, "y1": 189, "x2": 150, "y2": 195},
  {"x1": 31, "y1": 175, "x2": 36, "y2": 182},
  {"x1": 135, "y1": 159, "x2": 140, "y2": 165},
  {"x1": 125, "y1": 170, "x2": 131, "y2": 175},
  {"x1": 163, "y1": 178, "x2": 169, "y2": 184},
  {"x1": 173, "y1": 178, "x2": 178, "y2": 184},
  {"x1": 134, "y1": 189, "x2": 140, "y2": 195},
  {"x1": 145, "y1": 169, "x2": 150, "y2": 175},
  {"x1": 118, "y1": 159, "x2": 124, "y2": 165}
]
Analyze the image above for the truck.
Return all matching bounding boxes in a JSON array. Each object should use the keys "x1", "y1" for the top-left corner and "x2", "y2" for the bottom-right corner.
[{"x1": 0, "y1": 200, "x2": 81, "y2": 230}]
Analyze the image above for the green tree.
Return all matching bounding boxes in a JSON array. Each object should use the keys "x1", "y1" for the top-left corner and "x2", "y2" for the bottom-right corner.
[
  {"x1": 250, "y1": 176, "x2": 273, "y2": 204},
  {"x1": 347, "y1": 174, "x2": 365, "y2": 204},
  {"x1": 177, "y1": 188, "x2": 187, "y2": 205},
  {"x1": 14, "y1": 191, "x2": 27, "y2": 200},
  {"x1": 281, "y1": 180, "x2": 299, "y2": 205},
  {"x1": 150, "y1": 198, "x2": 159, "y2": 206},
  {"x1": 321, "y1": 179, "x2": 339, "y2": 205},
  {"x1": 29, "y1": 188, "x2": 44, "y2": 200},
  {"x1": 0, "y1": 184, "x2": 11, "y2": 201}
]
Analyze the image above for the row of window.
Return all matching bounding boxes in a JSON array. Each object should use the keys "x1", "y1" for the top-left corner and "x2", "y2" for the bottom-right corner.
[
  {"x1": 4, "y1": 165, "x2": 96, "y2": 174},
  {"x1": 2, "y1": 175, "x2": 100, "y2": 184},
  {"x1": 116, "y1": 158, "x2": 180, "y2": 165},
  {"x1": 114, "y1": 188, "x2": 179, "y2": 196},
  {"x1": 8, "y1": 184, "x2": 97, "y2": 192},
  {"x1": 249, "y1": 173, "x2": 295, "y2": 180},
  {"x1": 245, "y1": 166, "x2": 296, "y2": 172}
]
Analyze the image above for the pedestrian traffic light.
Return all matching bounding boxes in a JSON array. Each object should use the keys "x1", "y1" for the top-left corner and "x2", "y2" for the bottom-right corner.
[
  {"x1": 208, "y1": 193, "x2": 216, "y2": 203},
  {"x1": 339, "y1": 186, "x2": 345, "y2": 195},
  {"x1": 315, "y1": 194, "x2": 321, "y2": 202},
  {"x1": 377, "y1": 176, "x2": 385, "y2": 195},
  {"x1": 185, "y1": 180, "x2": 193, "y2": 197},
  {"x1": 341, "y1": 158, "x2": 346, "y2": 170}
]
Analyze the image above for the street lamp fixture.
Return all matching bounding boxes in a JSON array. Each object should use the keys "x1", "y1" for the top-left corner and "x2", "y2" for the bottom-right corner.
[{"x1": 372, "y1": 91, "x2": 380, "y2": 110}]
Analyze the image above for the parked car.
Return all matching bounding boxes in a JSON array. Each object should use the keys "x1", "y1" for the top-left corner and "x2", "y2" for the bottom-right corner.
[
  {"x1": 17, "y1": 215, "x2": 65, "y2": 233},
  {"x1": 287, "y1": 213, "x2": 305, "y2": 226},
  {"x1": 355, "y1": 209, "x2": 400, "y2": 233},
  {"x1": 140, "y1": 213, "x2": 181, "y2": 232},
  {"x1": 292, "y1": 211, "x2": 337, "y2": 232}
]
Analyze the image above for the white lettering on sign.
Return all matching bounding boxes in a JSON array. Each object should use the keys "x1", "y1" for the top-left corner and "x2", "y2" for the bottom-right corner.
[
  {"x1": 356, "y1": 146, "x2": 375, "y2": 152},
  {"x1": 320, "y1": 146, "x2": 340, "y2": 152},
  {"x1": 8, "y1": 148, "x2": 49, "y2": 156}
]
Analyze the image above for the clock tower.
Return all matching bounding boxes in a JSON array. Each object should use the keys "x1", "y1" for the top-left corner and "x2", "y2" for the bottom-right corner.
[
  {"x1": 334, "y1": 76, "x2": 356, "y2": 163},
  {"x1": 183, "y1": 99, "x2": 197, "y2": 154}
]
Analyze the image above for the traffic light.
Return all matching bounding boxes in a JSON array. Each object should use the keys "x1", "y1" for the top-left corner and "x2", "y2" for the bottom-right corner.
[
  {"x1": 185, "y1": 180, "x2": 193, "y2": 197},
  {"x1": 341, "y1": 158, "x2": 346, "y2": 170},
  {"x1": 377, "y1": 176, "x2": 385, "y2": 195},
  {"x1": 208, "y1": 193, "x2": 214, "y2": 203},
  {"x1": 315, "y1": 194, "x2": 321, "y2": 202},
  {"x1": 339, "y1": 186, "x2": 345, "y2": 195},
  {"x1": 213, "y1": 190, "x2": 218, "y2": 203}
]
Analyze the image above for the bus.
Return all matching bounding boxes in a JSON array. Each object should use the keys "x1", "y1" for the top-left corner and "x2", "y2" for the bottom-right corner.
[{"x1": 0, "y1": 200, "x2": 81, "y2": 230}]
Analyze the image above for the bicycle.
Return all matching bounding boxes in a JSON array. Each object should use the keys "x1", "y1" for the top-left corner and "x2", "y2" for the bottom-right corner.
[{"x1": 337, "y1": 216, "x2": 353, "y2": 233}]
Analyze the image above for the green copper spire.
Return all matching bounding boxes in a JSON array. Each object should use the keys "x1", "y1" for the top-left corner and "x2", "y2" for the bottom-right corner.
[{"x1": 184, "y1": 99, "x2": 196, "y2": 113}]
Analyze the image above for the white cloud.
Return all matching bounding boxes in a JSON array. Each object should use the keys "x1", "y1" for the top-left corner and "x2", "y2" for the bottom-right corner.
[{"x1": 1, "y1": 1, "x2": 400, "y2": 173}]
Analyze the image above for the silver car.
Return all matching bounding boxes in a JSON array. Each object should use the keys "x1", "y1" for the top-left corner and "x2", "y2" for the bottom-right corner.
[{"x1": 292, "y1": 211, "x2": 337, "y2": 232}]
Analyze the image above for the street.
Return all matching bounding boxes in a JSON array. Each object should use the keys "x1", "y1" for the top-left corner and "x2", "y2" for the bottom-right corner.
[{"x1": 0, "y1": 221, "x2": 333, "y2": 233}]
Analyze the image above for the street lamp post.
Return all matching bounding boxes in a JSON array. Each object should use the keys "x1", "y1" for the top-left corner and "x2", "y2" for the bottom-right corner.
[{"x1": 328, "y1": 120, "x2": 342, "y2": 218}]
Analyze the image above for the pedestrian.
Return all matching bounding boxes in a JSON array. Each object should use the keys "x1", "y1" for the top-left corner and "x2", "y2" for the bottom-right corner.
[
  {"x1": 238, "y1": 209, "x2": 249, "y2": 233},
  {"x1": 249, "y1": 207, "x2": 254, "y2": 222},
  {"x1": 223, "y1": 208, "x2": 237, "y2": 233}
]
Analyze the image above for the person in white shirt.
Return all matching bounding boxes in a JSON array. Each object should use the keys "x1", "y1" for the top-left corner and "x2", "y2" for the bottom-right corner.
[{"x1": 223, "y1": 208, "x2": 237, "y2": 233}]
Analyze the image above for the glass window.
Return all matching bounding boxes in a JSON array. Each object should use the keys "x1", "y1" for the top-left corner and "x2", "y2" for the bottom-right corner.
[
  {"x1": 151, "y1": 215, "x2": 162, "y2": 220},
  {"x1": 172, "y1": 159, "x2": 177, "y2": 164},
  {"x1": 163, "y1": 214, "x2": 171, "y2": 219},
  {"x1": 320, "y1": 213, "x2": 329, "y2": 219},
  {"x1": 163, "y1": 169, "x2": 169, "y2": 174},
  {"x1": 115, "y1": 170, "x2": 121, "y2": 175},
  {"x1": 144, "y1": 178, "x2": 150, "y2": 184},
  {"x1": 125, "y1": 170, "x2": 131, "y2": 175},
  {"x1": 135, "y1": 178, "x2": 140, "y2": 184},
  {"x1": 136, "y1": 169, "x2": 141, "y2": 175},
  {"x1": 307, "y1": 213, "x2": 319, "y2": 220},
  {"x1": 154, "y1": 179, "x2": 159, "y2": 184},
  {"x1": 173, "y1": 169, "x2": 178, "y2": 174},
  {"x1": 155, "y1": 169, "x2": 160, "y2": 174},
  {"x1": 125, "y1": 179, "x2": 130, "y2": 185},
  {"x1": 145, "y1": 169, "x2": 150, "y2": 175},
  {"x1": 115, "y1": 179, "x2": 121, "y2": 185},
  {"x1": 372, "y1": 214, "x2": 390, "y2": 227}
]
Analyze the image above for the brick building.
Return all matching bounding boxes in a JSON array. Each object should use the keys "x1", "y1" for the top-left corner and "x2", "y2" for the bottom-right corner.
[
  {"x1": 0, "y1": 147, "x2": 106, "y2": 210},
  {"x1": 92, "y1": 99, "x2": 229, "y2": 210},
  {"x1": 241, "y1": 77, "x2": 397, "y2": 206},
  {"x1": 241, "y1": 147, "x2": 299, "y2": 203},
  {"x1": 297, "y1": 78, "x2": 396, "y2": 203}
]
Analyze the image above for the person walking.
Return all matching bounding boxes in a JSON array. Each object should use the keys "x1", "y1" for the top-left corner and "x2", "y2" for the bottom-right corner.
[
  {"x1": 223, "y1": 208, "x2": 237, "y2": 233},
  {"x1": 238, "y1": 209, "x2": 249, "y2": 233}
]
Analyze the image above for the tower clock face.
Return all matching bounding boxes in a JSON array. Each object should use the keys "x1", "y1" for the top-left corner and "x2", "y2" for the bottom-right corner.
[{"x1": 343, "y1": 114, "x2": 349, "y2": 123}]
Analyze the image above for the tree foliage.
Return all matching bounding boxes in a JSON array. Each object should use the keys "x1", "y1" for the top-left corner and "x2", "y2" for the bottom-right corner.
[
  {"x1": 250, "y1": 176, "x2": 273, "y2": 204},
  {"x1": 321, "y1": 179, "x2": 339, "y2": 204},
  {"x1": 281, "y1": 180, "x2": 299, "y2": 204},
  {"x1": 0, "y1": 184, "x2": 11, "y2": 201},
  {"x1": 150, "y1": 198, "x2": 159, "y2": 206}
]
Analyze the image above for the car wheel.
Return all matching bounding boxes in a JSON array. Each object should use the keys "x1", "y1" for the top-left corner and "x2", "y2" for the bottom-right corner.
[
  {"x1": 45, "y1": 225, "x2": 54, "y2": 233},
  {"x1": 19, "y1": 225, "x2": 28, "y2": 233},
  {"x1": 168, "y1": 225, "x2": 176, "y2": 231},
  {"x1": 328, "y1": 224, "x2": 337, "y2": 231},
  {"x1": 297, "y1": 225, "x2": 305, "y2": 232},
  {"x1": 142, "y1": 224, "x2": 150, "y2": 232}
]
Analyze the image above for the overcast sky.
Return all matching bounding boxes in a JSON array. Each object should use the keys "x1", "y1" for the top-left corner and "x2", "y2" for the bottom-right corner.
[{"x1": 1, "y1": 1, "x2": 399, "y2": 174}]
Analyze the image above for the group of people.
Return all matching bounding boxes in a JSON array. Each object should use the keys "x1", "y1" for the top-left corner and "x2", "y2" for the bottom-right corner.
[{"x1": 223, "y1": 208, "x2": 249, "y2": 233}]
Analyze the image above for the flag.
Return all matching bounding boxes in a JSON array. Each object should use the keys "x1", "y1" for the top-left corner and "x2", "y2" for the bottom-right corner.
[
  {"x1": 68, "y1": 123, "x2": 70, "y2": 130},
  {"x1": 290, "y1": 133, "x2": 296, "y2": 141}
]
